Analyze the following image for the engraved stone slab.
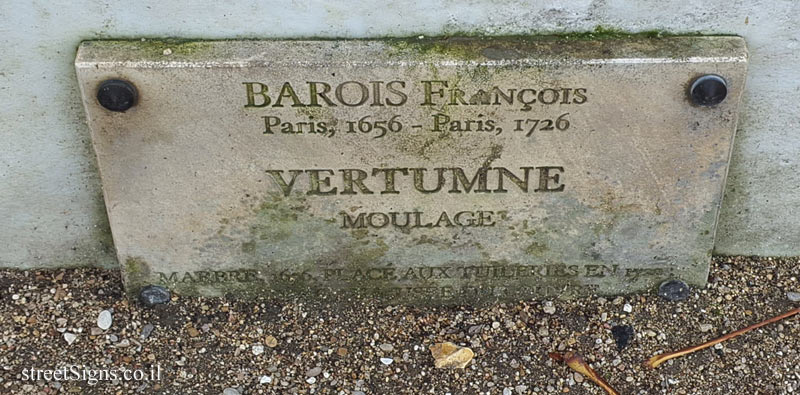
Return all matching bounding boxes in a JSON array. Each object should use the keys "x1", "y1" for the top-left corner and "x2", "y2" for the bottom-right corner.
[{"x1": 76, "y1": 37, "x2": 747, "y2": 304}]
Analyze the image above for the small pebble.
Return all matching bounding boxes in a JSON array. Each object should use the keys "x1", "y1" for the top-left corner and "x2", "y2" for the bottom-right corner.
[
  {"x1": 306, "y1": 367, "x2": 322, "y2": 377},
  {"x1": 611, "y1": 325, "x2": 634, "y2": 350},
  {"x1": 380, "y1": 358, "x2": 393, "y2": 365},
  {"x1": 222, "y1": 388, "x2": 240, "y2": 395},
  {"x1": 699, "y1": 324, "x2": 714, "y2": 333},
  {"x1": 259, "y1": 376, "x2": 272, "y2": 384},
  {"x1": 306, "y1": 377, "x2": 317, "y2": 384},
  {"x1": 252, "y1": 344, "x2": 264, "y2": 356},
  {"x1": 379, "y1": 343, "x2": 394, "y2": 352},
  {"x1": 140, "y1": 323, "x2": 154, "y2": 340},
  {"x1": 543, "y1": 301, "x2": 556, "y2": 314},
  {"x1": 63, "y1": 332, "x2": 77, "y2": 345},
  {"x1": 538, "y1": 327, "x2": 549, "y2": 337},
  {"x1": 97, "y1": 310, "x2": 112, "y2": 330},
  {"x1": 787, "y1": 291, "x2": 800, "y2": 302},
  {"x1": 265, "y1": 335, "x2": 278, "y2": 348},
  {"x1": 623, "y1": 303, "x2": 633, "y2": 313},
  {"x1": 503, "y1": 388, "x2": 512, "y2": 395}
]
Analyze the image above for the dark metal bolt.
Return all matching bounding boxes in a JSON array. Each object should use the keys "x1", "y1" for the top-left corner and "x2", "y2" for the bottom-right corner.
[
  {"x1": 689, "y1": 75, "x2": 728, "y2": 106},
  {"x1": 658, "y1": 279, "x2": 691, "y2": 301},
  {"x1": 97, "y1": 79, "x2": 138, "y2": 112},
  {"x1": 139, "y1": 285, "x2": 171, "y2": 307}
]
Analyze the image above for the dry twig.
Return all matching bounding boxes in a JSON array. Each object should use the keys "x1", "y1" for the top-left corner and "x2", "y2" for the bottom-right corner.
[
  {"x1": 549, "y1": 351, "x2": 620, "y2": 395},
  {"x1": 646, "y1": 306, "x2": 800, "y2": 369}
]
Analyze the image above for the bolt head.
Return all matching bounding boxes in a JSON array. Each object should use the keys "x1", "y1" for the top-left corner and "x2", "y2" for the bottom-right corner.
[
  {"x1": 658, "y1": 279, "x2": 691, "y2": 301},
  {"x1": 97, "y1": 79, "x2": 137, "y2": 112},
  {"x1": 689, "y1": 75, "x2": 728, "y2": 106},
  {"x1": 139, "y1": 285, "x2": 171, "y2": 307}
]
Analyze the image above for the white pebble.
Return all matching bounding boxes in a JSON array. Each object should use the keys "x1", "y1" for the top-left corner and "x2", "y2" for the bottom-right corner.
[
  {"x1": 699, "y1": 324, "x2": 713, "y2": 333},
  {"x1": 787, "y1": 292, "x2": 800, "y2": 302},
  {"x1": 114, "y1": 339, "x2": 130, "y2": 348},
  {"x1": 623, "y1": 303, "x2": 633, "y2": 313},
  {"x1": 380, "y1": 357, "x2": 393, "y2": 365},
  {"x1": 306, "y1": 377, "x2": 316, "y2": 384},
  {"x1": 259, "y1": 375, "x2": 272, "y2": 384},
  {"x1": 252, "y1": 344, "x2": 264, "y2": 355},
  {"x1": 63, "y1": 332, "x2": 77, "y2": 345},
  {"x1": 97, "y1": 310, "x2": 112, "y2": 330},
  {"x1": 503, "y1": 388, "x2": 512, "y2": 395}
]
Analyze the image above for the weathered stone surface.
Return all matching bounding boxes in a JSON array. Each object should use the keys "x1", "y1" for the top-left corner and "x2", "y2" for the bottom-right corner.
[{"x1": 76, "y1": 38, "x2": 747, "y2": 303}]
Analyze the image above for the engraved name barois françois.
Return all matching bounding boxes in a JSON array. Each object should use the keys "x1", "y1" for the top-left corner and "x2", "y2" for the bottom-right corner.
[
  {"x1": 243, "y1": 79, "x2": 583, "y2": 229},
  {"x1": 243, "y1": 80, "x2": 586, "y2": 136}
]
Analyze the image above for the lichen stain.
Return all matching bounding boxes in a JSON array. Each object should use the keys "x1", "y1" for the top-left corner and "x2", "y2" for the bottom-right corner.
[{"x1": 123, "y1": 256, "x2": 152, "y2": 297}]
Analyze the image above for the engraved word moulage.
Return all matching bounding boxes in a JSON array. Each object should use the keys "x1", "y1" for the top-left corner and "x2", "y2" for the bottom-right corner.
[{"x1": 76, "y1": 37, "x2": 747, "y2": 304}]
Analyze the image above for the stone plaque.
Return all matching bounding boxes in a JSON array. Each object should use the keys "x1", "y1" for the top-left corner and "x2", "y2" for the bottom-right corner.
[{"x1": 76, "y1": 37, "x2": 747, "y2": 304}]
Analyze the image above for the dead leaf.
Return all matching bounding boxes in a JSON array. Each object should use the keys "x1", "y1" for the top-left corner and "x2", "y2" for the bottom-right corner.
[{"x1": 430, "y1": 342, "x2": 474, "y2": 369}]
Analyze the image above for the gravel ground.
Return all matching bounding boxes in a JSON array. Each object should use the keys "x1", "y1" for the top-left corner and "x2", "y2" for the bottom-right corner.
[{"x1": 1, "y1": 256, "x2": 798, "y2": 394}]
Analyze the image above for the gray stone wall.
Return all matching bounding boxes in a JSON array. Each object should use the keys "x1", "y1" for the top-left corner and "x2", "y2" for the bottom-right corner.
[{"x1": 1, "y1": 0, "x2": 798, "y2": 268}]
